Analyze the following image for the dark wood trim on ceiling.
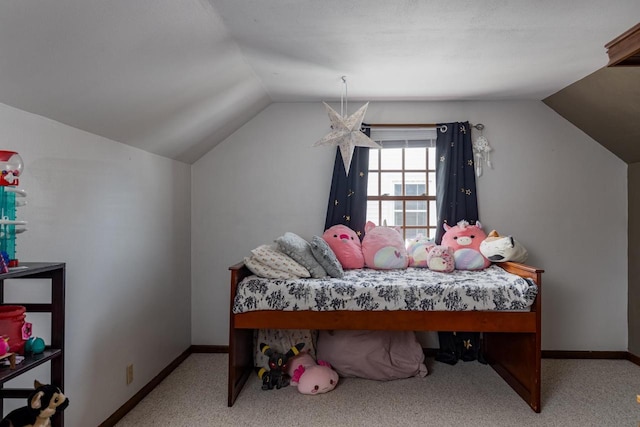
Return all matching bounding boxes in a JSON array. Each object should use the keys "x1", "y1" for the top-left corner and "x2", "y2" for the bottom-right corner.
[{"x1": 605, "y1": 22, "x2": 640, "y2": 66}]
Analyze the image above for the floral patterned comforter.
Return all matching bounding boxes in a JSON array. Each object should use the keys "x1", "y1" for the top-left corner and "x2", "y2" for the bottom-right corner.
[{"x1": 232, "y1": 265, "x2": 538, "y2": 313}]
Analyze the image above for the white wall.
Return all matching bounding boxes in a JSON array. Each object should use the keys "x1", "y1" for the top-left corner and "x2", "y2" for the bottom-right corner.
[
  {"x1": 192, "y1": 101, "x2": 628, "y2": 352},
  {"x1": 0, "y1": 103, "x2": 191, "y2": 426}
]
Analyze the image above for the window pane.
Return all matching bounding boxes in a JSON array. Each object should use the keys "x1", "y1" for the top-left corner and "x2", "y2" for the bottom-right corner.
[
  {"x1": 405, "y1": 147, "x2": 426, "y2": 170},
  {"x1": 394, "y1": 212, "x2": 403, "y2": 225},
  {"x1": 368, "y1": 172, "x2": 379, "y2": 196},
  {"x1": 406, "y1": 172, "x2": 426, "y2": 195},
  {"x1": 380, "y1": 148, "x2": 403, "y2": 169},
  {"x1": 407, "y1": 228, "x2": 428, "y2": 241},
  {"x1": 426, "y1": 227, "x2": 437, "y2": 240},
  {"x1": 405, "y1": 212, "x2": 416, "y2": 226},
  {"x1": 405, "y1": 212, "x2": 426, "y2": 226},
  {"x1": 367, "y1": 201, "x2": 380, "y2": 225},
  {"x1": 428, "y1": 147, "x2": 437, "y2": 170},
  {"x1": 369, "y1": 149, "x2": 379, "y2": 170},
  {"x1": 381, "y1": 200, "x2": 397, "y2": 226},
  {"x1": 380, "y1": 172, "x2": 402, "y2": 196},
  {"x1": 428, "y1": 172, "x2": 436, "y2": 196},
  {"x1": 406, "y1": 200, "x2": 427, "y2": 211},
  {"x1": 429, "y1": 200, "x2": 437, "y2": 226},
  {"x1": 367, "y1": 130, "x2": 438, "y2": 243}
]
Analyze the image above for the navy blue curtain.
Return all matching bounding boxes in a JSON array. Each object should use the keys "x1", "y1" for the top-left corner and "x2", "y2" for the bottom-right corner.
[
  {"x1": 324, "y1": 126, "x2": 371, "y2": 240},
  {"x1": 434, "y1": 121, "x2": 479, "y2": 244}
]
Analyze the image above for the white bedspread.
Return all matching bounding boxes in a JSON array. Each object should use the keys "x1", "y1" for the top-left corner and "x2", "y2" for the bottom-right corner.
[{"x1": 232, "y1": 265, "x2": 537, "y2": 313}]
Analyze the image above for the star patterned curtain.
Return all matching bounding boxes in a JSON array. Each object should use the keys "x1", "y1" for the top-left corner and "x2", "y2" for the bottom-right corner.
[
  {"x1": 324, "y1": 125, "x2": 371, "y2": 240},
  {"x1": 435, "y1": 121, "x2": 479, "y2": 244}
]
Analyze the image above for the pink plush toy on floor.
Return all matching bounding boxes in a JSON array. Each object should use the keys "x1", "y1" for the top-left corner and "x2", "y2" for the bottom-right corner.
[
  {"x1": 441, "y1": 220, "x2": 491, "y2": 270},
  {"x1": 287, "y1": 353, "x2": 339, "y2": 395},
  {"x1": 322, "y1": 224, "x2": 364, "y2": 269}
]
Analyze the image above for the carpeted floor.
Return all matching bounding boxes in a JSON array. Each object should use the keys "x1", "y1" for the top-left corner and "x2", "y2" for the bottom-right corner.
[{"x1": 115, "y1": 354, "x2": 640, "y2": 426}]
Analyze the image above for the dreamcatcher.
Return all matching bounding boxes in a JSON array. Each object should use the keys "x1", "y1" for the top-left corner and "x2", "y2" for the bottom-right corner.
[{"x1": 472, "y1": 124, "x2": 493, "y2": 177}]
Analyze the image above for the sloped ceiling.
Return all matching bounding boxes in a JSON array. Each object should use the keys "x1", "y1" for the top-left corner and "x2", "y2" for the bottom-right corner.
[
  {"x1": 544, "y1": 67, "x2": 640, "y2": 164},
  {"x1": 0, "y1": 1, "x2": 639, "y2": 163}
]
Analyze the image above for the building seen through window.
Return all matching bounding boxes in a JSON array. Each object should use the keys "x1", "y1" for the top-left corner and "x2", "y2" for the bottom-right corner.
[{"x1": 366, "y1": 127, "x2": 437, "y2": 243}]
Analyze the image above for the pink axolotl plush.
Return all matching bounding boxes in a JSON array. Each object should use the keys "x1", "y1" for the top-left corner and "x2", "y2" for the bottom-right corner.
[
  {"x1": 441, "y1": 220, "x2": 491, "y2": 270},
  {"x1": 287, "y1": 352, "x2": 339, "y2": 395},
  {"x1": 361, "y1": 221, "x2": 409, "y2": 269},
  {"x1": 322, "y1": 224, "x2": 364, "y2": 269}
]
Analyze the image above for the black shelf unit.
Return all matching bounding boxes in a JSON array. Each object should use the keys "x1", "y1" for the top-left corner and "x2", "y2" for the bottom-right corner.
[{"x1": 0, "y1": 262, "x2": 65, "y2": 427}]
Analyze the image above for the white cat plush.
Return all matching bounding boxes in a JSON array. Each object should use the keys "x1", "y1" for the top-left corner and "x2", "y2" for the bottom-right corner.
[{"x1": 479, "y1": 230, "x2": 528, "y2": 263}]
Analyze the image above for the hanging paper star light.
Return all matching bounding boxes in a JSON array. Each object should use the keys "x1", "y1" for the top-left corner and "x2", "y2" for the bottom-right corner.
[{"x1": 313, "y1": 77, "x2": 381, "y2": 175}]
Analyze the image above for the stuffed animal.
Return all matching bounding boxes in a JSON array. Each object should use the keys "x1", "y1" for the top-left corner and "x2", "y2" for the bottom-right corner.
[
  {"x1": 361, "y1": 221, "x2": 408, "y2": 269},
  {"x1": 256, "y1": 342, "x2": 305, "y2": 390},
  {"x1": 0, "y1": 380, "x2": 69, "y2": 427},
  {"x1": 0, "y1": 336, "x2": 10, "y2": 356},
  {"x1": 406, "y1": 235, "x2": 434, "y2": 267},
  {"x1": 441, "y1": 220, "x2": 491, "y2": 270},
  {"x1": 286, "y1": 352, "x2": 338, "y2": 395},
  {"x1": 322, "y1": 224, "x2": 364, "y2": 269},
  {"x1": 480, "y1": 230, "x2": 529, "y2": 263},
  {"x1": 426, "y1": 245, "x2": 455, "y2": 273},
  {"x1": 256, "y1": 366, "x2": 290, "y2": 390}
]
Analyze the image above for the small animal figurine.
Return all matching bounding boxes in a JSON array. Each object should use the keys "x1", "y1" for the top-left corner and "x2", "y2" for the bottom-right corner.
[
  {"x1": 256, "y1": 342, "x2": 305, "y2": 390},
  {"x1": 256, "y1": 366, "x2": 290, "y2": 390},
  {"x1": 0, "y1": 380, "x2": 69, "y2": 427}
]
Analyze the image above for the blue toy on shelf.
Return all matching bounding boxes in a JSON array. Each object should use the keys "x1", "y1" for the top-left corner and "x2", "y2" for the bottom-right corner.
[{"x1": 0, "y1": 151, "x2": 27, "y2": 271}]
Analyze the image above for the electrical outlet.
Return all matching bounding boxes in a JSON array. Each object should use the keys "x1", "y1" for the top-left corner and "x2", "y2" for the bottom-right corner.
[{"x1": 126, "y1": 364, "x2": 134, "y2": 385}]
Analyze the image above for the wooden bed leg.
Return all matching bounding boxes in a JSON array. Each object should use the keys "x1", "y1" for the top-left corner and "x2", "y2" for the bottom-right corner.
[
  {"x1": 227, "y1": 328, "x2": 254, "y2": 407},
  {"x1": 483, "y1": 332, "x2": 541, "y2": 412}
]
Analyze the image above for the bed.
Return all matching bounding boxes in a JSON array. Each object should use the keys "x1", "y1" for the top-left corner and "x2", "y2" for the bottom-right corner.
[{"x1": 228, "y1": 261, "x2": 544, "y2": 412}]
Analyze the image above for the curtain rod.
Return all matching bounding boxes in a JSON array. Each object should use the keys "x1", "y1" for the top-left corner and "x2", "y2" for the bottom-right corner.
[
  {"x1": 363, "y1": 123, "x2": 436, "y2": 128},
  {"x1": 363, "y1": 123, "x2": 485, "y2": 130}
]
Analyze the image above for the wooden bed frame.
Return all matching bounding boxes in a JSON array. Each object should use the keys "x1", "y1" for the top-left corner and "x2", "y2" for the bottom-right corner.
[{"x1": 228, "y1": 261, "x2": 544, "y2": 412}]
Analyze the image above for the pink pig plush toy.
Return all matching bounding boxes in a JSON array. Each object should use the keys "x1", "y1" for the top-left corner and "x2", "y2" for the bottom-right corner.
[
  {"x1": 287, "y1": 353, "x2": 339, "y2": 395},
  {"x1": 441, "y1": 220, "x2": 491, "y2": 270},
  {"x1": 361, "y1": 221, "x2": 409, "y2": 269},
  {"x1": 322, "y1": 224, "x2": 365, "y2": 269}
]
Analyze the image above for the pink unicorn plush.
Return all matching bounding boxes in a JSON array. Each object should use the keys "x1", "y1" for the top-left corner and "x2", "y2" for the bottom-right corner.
[
  {"x1": 322, "y1": 224, "x2": 364, "y2": 269},
  {"x1": 406, "y1": 234, "x2": 435, "y2": 267},
  {"x1": 441, "y1": 220, "x2": 491, "y2": 270},
  {"x1": 361, "y1": 221, "x2": 409, "y2": 269}
]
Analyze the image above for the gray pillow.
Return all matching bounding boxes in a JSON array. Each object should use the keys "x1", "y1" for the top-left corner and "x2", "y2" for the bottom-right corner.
[
  {"x1": 275, "y1": 232, "x2": 327, "y2": 278},
  {"x1": 309, "y1": 235, "x2": 344, "y2": 278}
]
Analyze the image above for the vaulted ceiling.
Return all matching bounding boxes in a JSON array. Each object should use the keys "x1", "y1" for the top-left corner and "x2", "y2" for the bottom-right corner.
[{"x1": 0, "y1": 1, "x2": 638, "y2": 163}]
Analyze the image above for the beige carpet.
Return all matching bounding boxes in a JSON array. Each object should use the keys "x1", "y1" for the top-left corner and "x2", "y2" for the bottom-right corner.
[{"x1": 115, "y1": 354, "x2": 640, "y2": 426}]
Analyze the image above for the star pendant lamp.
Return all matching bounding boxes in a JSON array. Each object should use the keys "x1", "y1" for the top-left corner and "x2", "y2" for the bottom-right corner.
[{"x1": 313, "y1": 101, "x2": 381, "y2": 175}]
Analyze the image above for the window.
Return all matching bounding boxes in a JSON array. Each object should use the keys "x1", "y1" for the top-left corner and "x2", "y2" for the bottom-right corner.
[{"x1": 366, "y1": 127, "x2": 437, "y2": 242}]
